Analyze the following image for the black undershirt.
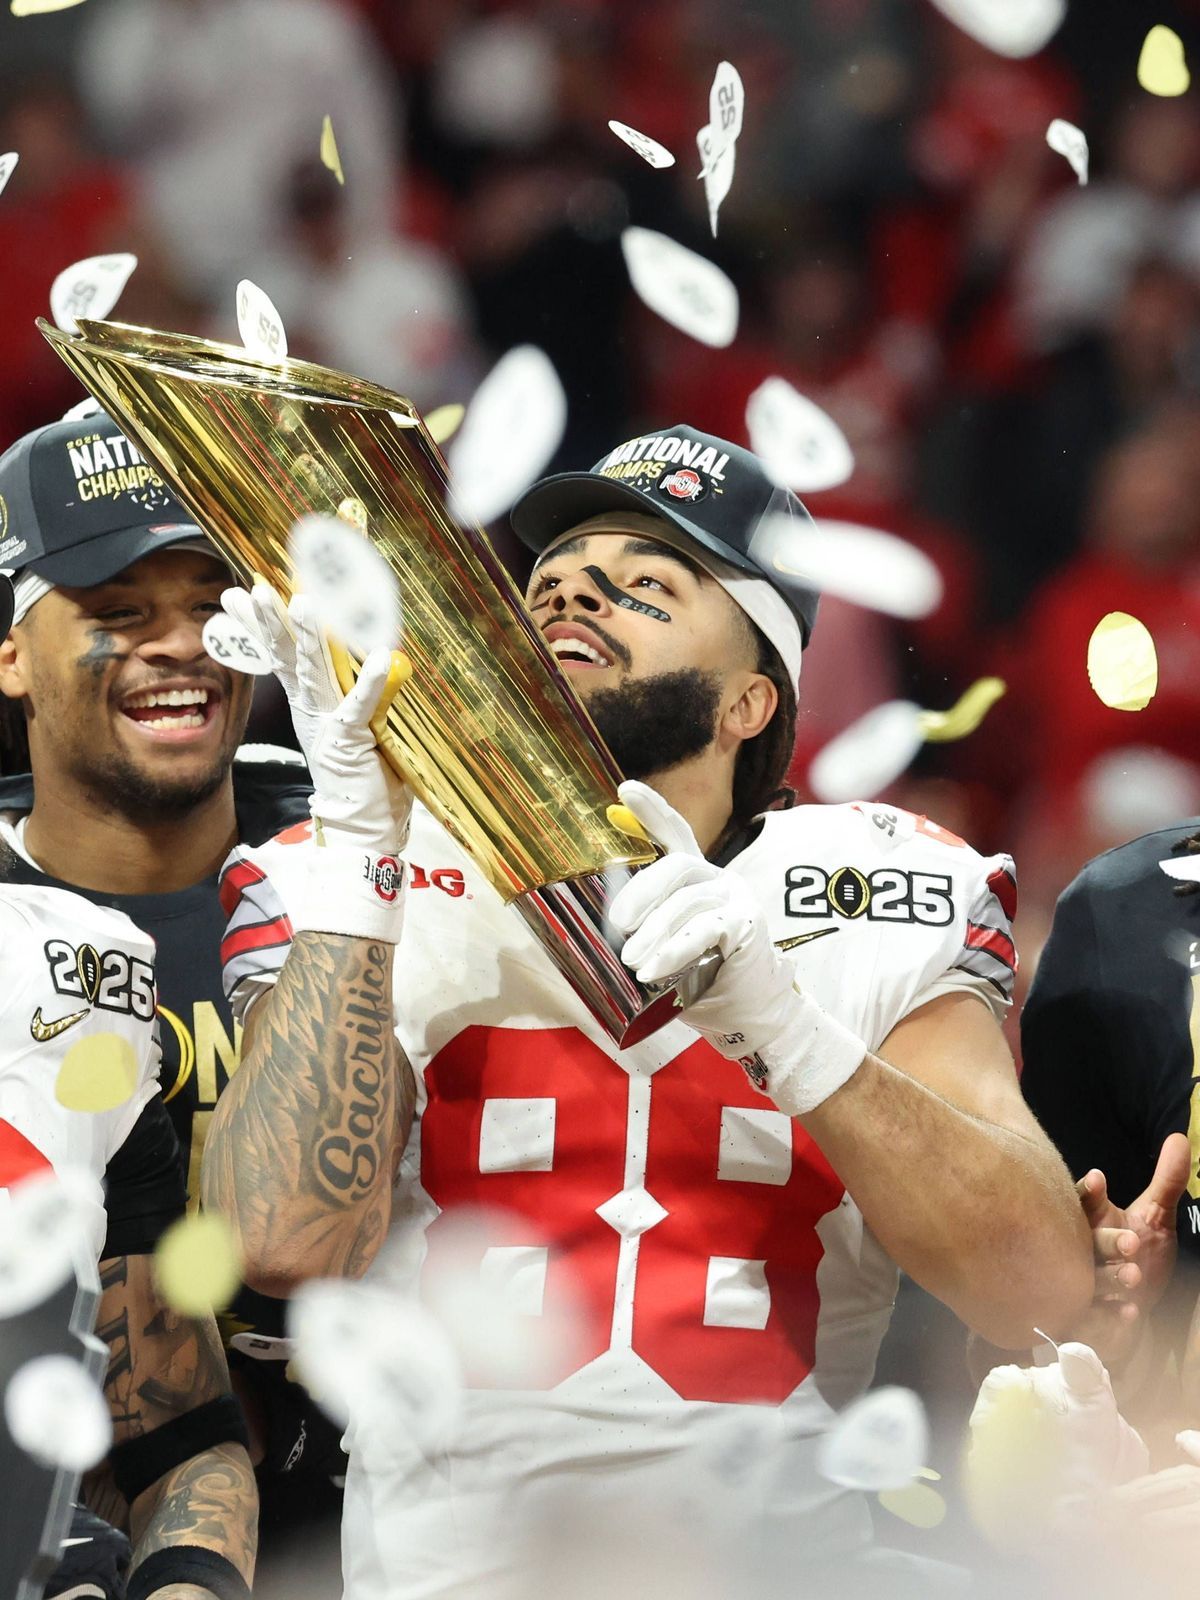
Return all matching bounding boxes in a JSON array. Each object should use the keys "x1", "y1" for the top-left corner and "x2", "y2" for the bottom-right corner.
[{"x1": 1022, "y1": 818, "x2": 1200, "y2": 1262}]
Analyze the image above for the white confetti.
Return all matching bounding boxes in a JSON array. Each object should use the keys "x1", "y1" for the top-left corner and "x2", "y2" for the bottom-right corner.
[
  {"x1": 448, "y1": 345, "x2": 567, "y2": 526},
  {"x1": 621, "y1": 227, "x2": 739, "y2": 349},
  {"x1": 745, "y1": 378, "x2": 855, "y2": 493},
  {"x1": 607, "y1": 120, "x2": 675, "y2": 169},
  {"x1": 924, "y1": 0, "x2": 1066, "y2": 59},
  {"x1": 235, "y1": 278, "x2": 288, "y2": 362},
  {"x1": 808, "y1": 701, "x2": 924, "y2": 804},
  {"x1": 696, "y1": 124, "x2": 736, "y2": 237},
  {"x1": 60, "y1": 395, "x2": 104, "y2": 423},
  {"x1": 49, "y1": 254, "x2": 137, "y2": 337},
  {"x1": 11, "y1": 0, "x2": 89, "y2": 13},
  {"x1": 421, "y1": 1208, "x2": 586, "y2": 1389},
  {"x1": 0, "y1": 152, "x2": 17, "y2": 199},
  {"x1": 289, "y1": 1279, "x2": 463, "y2": 1459},
  {"x1": 1159, "y1": 856, "x2": 1200, "y2": 885},
  {"x1": 1046, "y1": 118, "x2": 1088, "y2": 185},
  {"x1": 816, "y1": 1386, "x2": 930, "y2": 1492},
  {"x1": 6, "y1": 1355, "x2": 111, "y2": 1472},
  {"x1": 701, "y1": 60, "x2": 744, "y2": 175},
  {"x1": 289, "y1": 513, "x2": 401, "y2": 657},
  {"x1": 202, "y1": 611, "x2": 274, "y2": 676},
  {"x1": 0, "y1": 1166, "x2": 104, "y2": 1319},
  {"x1": 750, "y1": 514, "x2": 943, "y2": 621}
]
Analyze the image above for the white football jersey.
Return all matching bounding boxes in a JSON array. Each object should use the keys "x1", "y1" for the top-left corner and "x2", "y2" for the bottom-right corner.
[
  {"x1": 0, "y1": 883, "x2": 162, "y2": 1258},
  {"x1": 222, "y1": 799, "x2": 1016, "y2": 1599}
]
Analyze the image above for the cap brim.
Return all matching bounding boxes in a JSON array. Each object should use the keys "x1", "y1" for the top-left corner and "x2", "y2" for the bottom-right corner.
[
  {"x1": 23, "y1": 522, "x2": 218, "y2": 587},
  {"x1": 0, "y1": 574, "x2": 12, "y2": 637},
  {"x1": 511, "y1": 472, "x2": 763, "y2": 582}
]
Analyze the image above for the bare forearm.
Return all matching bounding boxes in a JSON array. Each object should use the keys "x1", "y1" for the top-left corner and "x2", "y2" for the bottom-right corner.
[
  {"x1": 202, "y1": 933, "x2": 412, "y2": 1292},
  {"x1": 804, "y1": 1052, "x2": 1092, "y2": 1345},
  {"x1": 129, "y1": 1442, "x2": 257, "y2": 1587}
]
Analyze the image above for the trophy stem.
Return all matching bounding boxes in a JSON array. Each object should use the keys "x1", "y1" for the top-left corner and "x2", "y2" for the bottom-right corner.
[{"x1": 513, "y1": 871, "x2": 720, "y2": 1050}]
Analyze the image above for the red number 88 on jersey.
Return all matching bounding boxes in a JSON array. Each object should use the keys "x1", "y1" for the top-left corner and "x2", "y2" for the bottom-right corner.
[{"x1": 420, "y1": 1026, "x2": 846, "y2": 1405}]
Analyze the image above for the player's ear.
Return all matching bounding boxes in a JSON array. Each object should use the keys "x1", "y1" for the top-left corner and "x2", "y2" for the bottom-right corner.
[
  {"x1": 721, "y1": 670, "x2": 778, "y2": 747},
  {"x1": 0, "y1": 624, "x2": 31, "y2": 700}
]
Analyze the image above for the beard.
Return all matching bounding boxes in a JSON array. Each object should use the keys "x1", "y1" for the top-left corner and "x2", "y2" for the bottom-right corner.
[
  {"x1": 74, "y1": 743, "x2": 235, "y2": 823},
  {"x1": 583, "y1": 668, "x2": 722, "y2": 781}
]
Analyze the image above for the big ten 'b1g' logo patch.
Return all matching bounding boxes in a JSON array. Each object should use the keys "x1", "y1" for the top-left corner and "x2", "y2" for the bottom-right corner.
[
  {"x1": 44, "y1": 939, "x2": 156, "y2": 1019},
  {"x1": 784, "y1": 865, "x2": 955, "y2": 926}
]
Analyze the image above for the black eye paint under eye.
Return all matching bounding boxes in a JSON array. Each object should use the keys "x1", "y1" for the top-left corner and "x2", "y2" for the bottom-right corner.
[
  {"x1": 582, "y1": 565, "x2": 672, "y2": 623},
  {"x1": 76, "y1": 629, "x2": 123, "y2": 679}
]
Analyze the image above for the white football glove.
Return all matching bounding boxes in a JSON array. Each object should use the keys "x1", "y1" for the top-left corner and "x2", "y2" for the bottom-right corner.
[
  {"x1": 608, "y1": 781, "x2": 865, "y2": 1114},
  {"x1": 222, "y1": 583, "x2": 412, "y2": 941},
  {"x1": 969, "y1": 1343, "x2": 1149, "y2": 1532}
]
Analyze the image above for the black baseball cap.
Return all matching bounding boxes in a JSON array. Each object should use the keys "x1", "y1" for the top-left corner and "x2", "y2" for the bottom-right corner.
[
  {"x1": 0, "y1": 412, "x2": 209, "y2": 587},
  {"x1": 510, "y1": 423, "x2": 820, "y2": 645}
]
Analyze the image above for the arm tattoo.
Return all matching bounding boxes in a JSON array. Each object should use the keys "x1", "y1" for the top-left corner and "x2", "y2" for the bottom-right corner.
[
  {"x1": 130, "y1": 1442, "x2": 257, "y2": 1581},
  {"x1": 94, "y1": 1256, "x2": 257, "y2": 1585},
  {"x1": 202, "y1": 933, "x2": 412, "y2": 1285},
  {"x1": 96, "y1": 1257, "x2": 227, "y2": 1438}
]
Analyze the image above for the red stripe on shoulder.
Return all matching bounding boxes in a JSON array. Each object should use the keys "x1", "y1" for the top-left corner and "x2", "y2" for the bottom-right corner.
[
  {"x1": 274, "y1": 820, "x2": 314, "y2": 845},
  {"x1": 966, "y1": 921, "x2": 1017, "y2": 970},
  {"x1": 0, "y1": 1120, "x2": 53, "y2": 1188},
  {"x1": 218, "y1": 857, "x2": 269, "y2": 918},
  {"x1": 986, "y1": 866, "x2": 1017, "y2": 922},
  {"x1": 221, "y1": 914, "x2": 294, "y2": 967}
]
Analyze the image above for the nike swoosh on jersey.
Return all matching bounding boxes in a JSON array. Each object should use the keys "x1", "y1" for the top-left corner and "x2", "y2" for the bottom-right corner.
[
  {"x1": 30, "y1": 1005, "x2": 90, "y2": 1043},
  {"x1": 774, "y1": 927, "x2": 840, "y2": 951}
]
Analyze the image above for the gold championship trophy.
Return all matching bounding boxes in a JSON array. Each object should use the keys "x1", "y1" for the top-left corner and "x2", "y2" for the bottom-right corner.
[{"x1": 42, "y1": 317, "x2": 715, "y2": 1046}]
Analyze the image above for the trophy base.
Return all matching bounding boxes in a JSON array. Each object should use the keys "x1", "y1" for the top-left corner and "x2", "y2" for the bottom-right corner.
[{"x1": 513, "y1": 871, "x2": 720, "y2": 1050}]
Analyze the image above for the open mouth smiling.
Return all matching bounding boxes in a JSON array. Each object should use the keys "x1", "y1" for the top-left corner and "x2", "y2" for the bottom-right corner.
[
  {"x1": 118, "y1": 683, "x2": 223, "y2": 737},
  {"x1": 544, "y1": 622, "x2": 617, "y2": 670}
]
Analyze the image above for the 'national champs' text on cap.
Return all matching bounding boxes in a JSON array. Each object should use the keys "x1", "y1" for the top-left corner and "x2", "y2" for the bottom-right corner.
[
  {"x1": 0, "y1": 412, "x2": 207, "y2": 589},
  {"x1": 510, "y1": 423, "x2": 820, "y2": 647}
]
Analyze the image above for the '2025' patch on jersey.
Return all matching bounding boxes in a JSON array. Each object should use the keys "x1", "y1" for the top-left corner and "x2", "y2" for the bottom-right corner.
[
  {"x1": 42, "y1": 939, "x2": 155, "y2": 1021},
  {"x1": 784, "y1": 865, "x2": 955, "y2": 926}
]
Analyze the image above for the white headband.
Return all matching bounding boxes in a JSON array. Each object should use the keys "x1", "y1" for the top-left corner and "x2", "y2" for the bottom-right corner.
[
  {"x1": 9, "y1": 571, "x2": 54, "y2": 628},
  {"x1": 537, "y1": 513, "x2": 805, "y2": 692}
]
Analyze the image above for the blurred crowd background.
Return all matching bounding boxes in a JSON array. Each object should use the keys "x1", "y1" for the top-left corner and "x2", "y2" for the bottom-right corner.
[{"x1": 4, "y1": 0, "x2": 1200, "y2": 1028}]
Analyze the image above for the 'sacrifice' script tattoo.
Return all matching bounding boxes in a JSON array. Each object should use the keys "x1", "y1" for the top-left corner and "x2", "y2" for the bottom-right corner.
[{"x1": 202, "y1": 933, "x2": 412, "y2": 1288}]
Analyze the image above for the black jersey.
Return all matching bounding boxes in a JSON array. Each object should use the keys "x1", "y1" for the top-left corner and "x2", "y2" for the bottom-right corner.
[
  {"x1": 1022, "y1": 819, "x2": 1200, "y2": 1261},
  {"x1": 0, "y1": 752, "x2": 312, "y2": 1338}
]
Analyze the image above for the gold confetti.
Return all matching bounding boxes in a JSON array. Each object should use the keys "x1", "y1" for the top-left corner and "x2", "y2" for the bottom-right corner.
[
  {"x1": 606, "y1": 803, "x2": 651, "y2": 843},
  {"x1": 425, "y1": 404, "x2": 465, "y2": 446},
  {"x1": 154, "y1": 1213, "x2": 242, "y2": 1317},
  {"x1": 1138, "y1": 26, "x2": 1190, "y2": 97},
  {"x1": 964, "y1": 1383, "x2": 1064, "y2": 1547},
  {"x1": 1087, "y1": 611, "x2": 1158, "y2": 711},
  {"x1": 320, "y1": 115, "x2": 345, "y2": 185},
  {"x1": 920, "y1": 677, "x2": 1006, "y2": 742},
  {"x1": 877, "y1": 1481, "x2": 948, "y2": 1529},
  {"x1": 54, "y1": 1033, "x2": 137, "y2": 1114},
  {"x1": 11, "y1": 0, "x2": 88, "y2": 13}
]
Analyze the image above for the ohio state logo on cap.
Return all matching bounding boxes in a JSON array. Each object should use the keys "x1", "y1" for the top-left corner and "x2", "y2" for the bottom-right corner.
[{"x1": 658, "y1": 468, "x2": 707, "y2": 502}]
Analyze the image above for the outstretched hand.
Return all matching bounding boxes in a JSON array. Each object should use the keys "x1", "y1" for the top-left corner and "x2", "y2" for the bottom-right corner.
[{"x1": 1070, "y1": 1132, "x2": 1190, "y2": 1371}]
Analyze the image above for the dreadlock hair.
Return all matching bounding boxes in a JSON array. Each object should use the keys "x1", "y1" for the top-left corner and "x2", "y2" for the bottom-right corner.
[
  {"x1": 730, "y1": 623, "x2": 798, "y2": 831},
  {"x1": 1170, "y1": 828, "x2": 1200, "y2": 896}
]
